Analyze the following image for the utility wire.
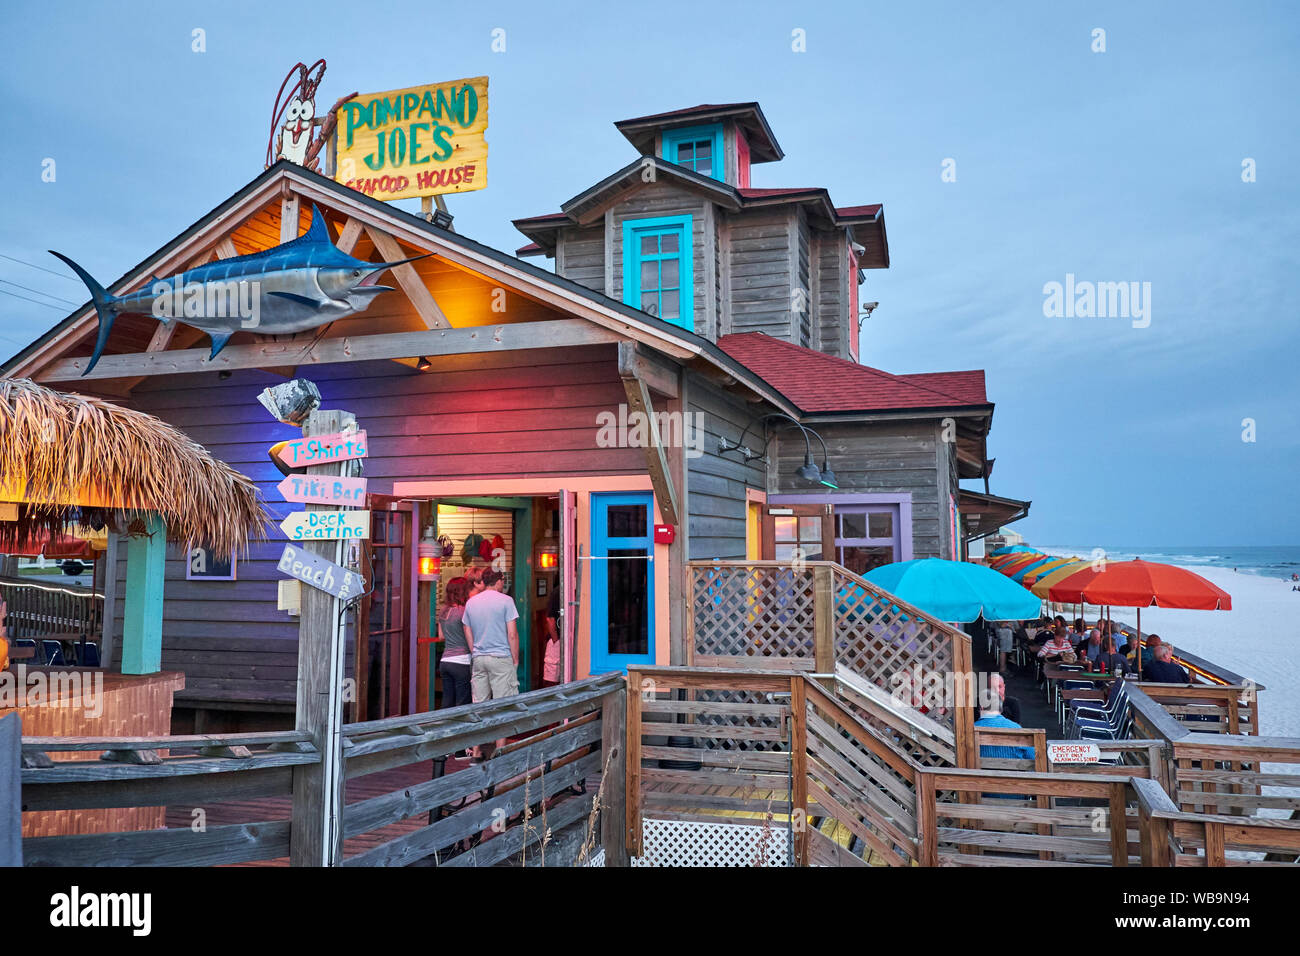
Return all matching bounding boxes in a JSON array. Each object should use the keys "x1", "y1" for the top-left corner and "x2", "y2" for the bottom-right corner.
[
  {"x1": 0, "y1": 251, "x2": 82, "y2": 283},
  {"x1": 0, "y1": 287, "x2": 67, "y2": 310},
  {"x1": 0, "y1": 278, "x2": 78, "y2": 306}
]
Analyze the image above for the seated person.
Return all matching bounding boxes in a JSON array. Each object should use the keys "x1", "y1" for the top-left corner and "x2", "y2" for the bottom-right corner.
[
  {"x1": 1094, "y1": 635, "x2": 1132, "y2": 675},
  {"x1": 1037, "y1": 624, "x2": 1074, "y2": 659},
  {"x1": 988, "y1": 672, "x2": 1021, "y2": 723},
  {"x1": 1140, "y1": 634, "x2": 1163, "y2": 666},
  {"x1": 1079, "y1": 629, "x2": 1104, "y2": 664},
  {"x1": 975, "y1": 696, "x2": 1034, "y2": 760},
  {"x1": 1142, "y1": 642, "x2": 1190, "y2": 684},
  {"x1": 1122, "y1": 634, "x2": 1142, "y2": 663}
]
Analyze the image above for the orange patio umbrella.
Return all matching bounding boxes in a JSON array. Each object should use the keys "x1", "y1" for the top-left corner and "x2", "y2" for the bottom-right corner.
[{"x1": 1046, "y1": 558, "x2": 1232, "y2": 646}]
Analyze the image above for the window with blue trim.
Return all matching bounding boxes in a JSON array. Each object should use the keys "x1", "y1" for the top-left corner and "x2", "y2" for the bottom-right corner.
[
  {"x1": 623, "y1": 215, "x2": 693, "y2": 330},
  {"x1": 662, "y1": 124, "x2": 724, "y2": 181}
]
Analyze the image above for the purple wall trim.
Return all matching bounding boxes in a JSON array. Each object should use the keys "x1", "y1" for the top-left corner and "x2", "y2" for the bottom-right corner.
[{"x1": 769, "y1": 492, "x2": 914, "y2": 561}]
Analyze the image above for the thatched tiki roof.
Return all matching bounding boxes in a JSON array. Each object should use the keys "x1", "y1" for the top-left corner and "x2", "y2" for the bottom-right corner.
[{"x1": 0, "y1": 378, "x2": 268, "y2": 558}]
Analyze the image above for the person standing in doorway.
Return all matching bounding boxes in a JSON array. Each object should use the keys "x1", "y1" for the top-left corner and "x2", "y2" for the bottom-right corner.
[
  {"x1": 541, "y1": 579, "x2": 562, "y2": 687},
  {"x1": 437, "y1": 577, "x2": 473, "y2": 709},
  {"x1": 463, "y1": 569, "x2": 520, "y2": 759}
]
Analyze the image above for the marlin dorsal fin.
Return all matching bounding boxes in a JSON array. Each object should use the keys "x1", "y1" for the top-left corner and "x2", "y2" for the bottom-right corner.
[{"x1": 303, "y1": 204, "x2": 331, "y2": 244}]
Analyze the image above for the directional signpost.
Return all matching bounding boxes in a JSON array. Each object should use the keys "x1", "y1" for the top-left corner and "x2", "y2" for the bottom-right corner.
[
  {"x1": 270, "y1": 404, "x2": 370, "y2": 868},
  {"x1": 272, "y1": 430, "x2": 368, "y2": 469},
  {"x1": 279, "y1": 510, "x2": 370, "y2": 541},
  {"x1": 278, "y1": 474, "x2": 368, "y2": 507},
  {"x1": 279, "y1": 544, "x2": 367, "y2": 601}
]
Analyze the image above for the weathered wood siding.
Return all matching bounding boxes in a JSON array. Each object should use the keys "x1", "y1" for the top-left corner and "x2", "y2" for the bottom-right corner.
[
  {"x1": 726, "y1": 208, "x2": 796, "y2": 340},
  {"x1": 107, "y1": 345, "x2": 644, "y2": 711},
  {"x1": 685, "y1": 373, "x2": 765, "y2": 560},
  {"x1": 773, "y1": 420, "x2": 946, "y2": 558},
  {"x1": 936, "y1": 423, "x2": 960, "y2": 559},
  {"x1": 813, "y1": 231, "x2": 850, "y2": 359},
  {"x1": 794, "y1": 207, "x2": 812, "y2": 348},
  {"x1": 608, "y1": 182, "x2": 710, "y2": 338},
  {"x1": 556, "y1": 225, "x2": 605, "y2": 293}
]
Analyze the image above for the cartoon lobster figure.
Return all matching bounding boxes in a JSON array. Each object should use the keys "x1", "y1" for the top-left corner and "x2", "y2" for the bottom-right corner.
[{"x1": 266, "y1": 59, "x2": 357, "y2": 171}]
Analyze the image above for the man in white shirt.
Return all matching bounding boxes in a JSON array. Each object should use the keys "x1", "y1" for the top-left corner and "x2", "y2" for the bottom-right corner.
[{"x1": 463, "y1": 569, "x2": 520, "y2": 759}]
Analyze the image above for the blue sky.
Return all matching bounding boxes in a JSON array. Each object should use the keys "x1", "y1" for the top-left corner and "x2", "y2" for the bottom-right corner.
[{"x1": 1, "y1": 1, "x2": 1296, "y2": 546}]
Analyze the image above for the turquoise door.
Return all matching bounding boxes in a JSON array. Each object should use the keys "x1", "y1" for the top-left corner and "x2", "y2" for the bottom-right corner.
[{"x1": 590, "y1": 492, "x2": 655, "y2": 673}]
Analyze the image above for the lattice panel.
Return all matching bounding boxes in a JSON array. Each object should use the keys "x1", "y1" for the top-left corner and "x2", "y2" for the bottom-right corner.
[
  {"x1": 694, "y1": 687, "x2": 791, "y2": 754},
  {"x1": 631, "y1": 816, "x2": 791, "y2": 867},
  {"x1": 691, "y1": 565, "x2": 816, "y2": 662},
  {"x1": 834, "y1": 570, "x2": 956, "y2": 727}
]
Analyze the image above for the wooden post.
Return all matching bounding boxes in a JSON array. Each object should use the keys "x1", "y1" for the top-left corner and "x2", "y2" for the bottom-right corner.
[
  {"x1": 790, "y1": 675, "x2": 809, "y2": 865},
  {"x1": 625, "y1": 668, "x2": 643, "y2": 858},
  {"x1": 951, "y1": 633, "x2": 978, "y2": 768},
  {"x1": 99, "y1": 530, "x2": 119, "y2": 669},
  {"x1": 601, "y1": 684, "x2": 629, "y2": 866},
  {"x1": 1204, "y1": 821, "x2": 1226, "y2": 866},
  {"x1": 120, "y1": 514, "x2": 165, "y2": 675},
  {"x1": 916, "y1": 769, "x2": 939, "y2": 867},
  {"x1": 1109, "y1": 781, "x2": 1129, "y2": 866},
  {"x1": 289, "y1": 410, "x2": 353, "y2": 867},
  {"x1": 813, "y1": 564, "x2": 834, "y2": 672}
]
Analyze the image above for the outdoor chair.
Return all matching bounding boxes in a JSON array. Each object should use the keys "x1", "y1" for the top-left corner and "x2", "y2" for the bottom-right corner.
[
  {"x1": 76, "y1": 642, "x2": 101, "y2": 667},
  {"x1": 41, "y1": 640, "x2": 68, "y2": 666},
  {"x1": 14, "y1": 638, "x2": 39, "y2": 663}
]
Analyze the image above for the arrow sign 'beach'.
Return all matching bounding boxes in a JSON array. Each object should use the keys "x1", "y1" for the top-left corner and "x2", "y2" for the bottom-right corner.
[
  {"x1": 278, "y1": 544, "x2": 366, "y2": 600},
  {"x1": 273, "y1": 430, "x2": 368, "y2": 469},
  {"x1": 280, "y1": 510, "x2": 371, "y2": 541},
  {"x1": 278, "y1": 474, "x2": 368, "y2": 506}
]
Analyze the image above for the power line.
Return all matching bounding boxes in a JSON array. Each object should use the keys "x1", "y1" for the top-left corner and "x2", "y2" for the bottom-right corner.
[
  {"x1": 0, "y1": 252, "x2": 82, "y2": 283},
  {"x1": 0, "y1": 287, "x2": 67, "y2": 310},
  {"x1": 0, "y1": 279, "x2": 78, "y2": 307}
]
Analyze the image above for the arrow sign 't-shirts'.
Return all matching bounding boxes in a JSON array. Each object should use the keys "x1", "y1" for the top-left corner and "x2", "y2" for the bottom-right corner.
[
  {"x1": 273, "y1": 430, "x2": 368, "y2": 469},
  {"x1": 278, "y1": 474, "x2": 368, "y2": 506},
  {"x1": 280, "y1": 510, "x2": 371, "y2": 541},
  {"x1": 278, "y1": 544, "x2": 366, "y2": 600}
]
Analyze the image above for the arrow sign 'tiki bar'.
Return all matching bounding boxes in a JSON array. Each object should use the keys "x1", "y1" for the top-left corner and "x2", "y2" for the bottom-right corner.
[
  {"x1": 280, "y1": 510, "x2": 371, "y2": 541},
  {"x1": 273, "y1": 430, "x2": 368, "y2": 469},
  {"x1": 278, "y1": 544, "x2": 367, "y2": 601},
  {"x1": 278, "y1": 474, "x2": 368, "y2": 506}
]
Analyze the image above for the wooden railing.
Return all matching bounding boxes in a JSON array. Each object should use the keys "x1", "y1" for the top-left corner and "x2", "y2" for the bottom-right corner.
[
  {"x1": 686, "y1": 560, "x2": 976, "y2": 765},
  {"x1": 0, "y1": 574, "x2": 101, "y2": 641},
  {"x1": 339, "y1": 673, "x2": 625, "y2": 867},
  {"x1": 18, "y1": 673, "x2": 628, "y2": 867},
  {"x1": 21, "y1": 730, "x2": 319, "y2": 865},
  {"x1": 1134, "y1": 776, "x2": 1300, "y2": 865}
]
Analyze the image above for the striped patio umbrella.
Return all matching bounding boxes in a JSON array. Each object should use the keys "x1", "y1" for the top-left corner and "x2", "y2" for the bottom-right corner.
[
  {"x1": 1008, "y1": 555, "x2": 1061, "y2": 583},
  {"x1": 1018, "y1": 557, "x2": 1077, "y2": 586},
  {"x1": 993, "y1": 552, "x2": 1047, "y2": 575},
  {"x1": 989, "y1": 545, "x2": 1037, "y2": 557},
  {"x1": 1029, "y1": 560, "x2": 1090, "y2": 598}
]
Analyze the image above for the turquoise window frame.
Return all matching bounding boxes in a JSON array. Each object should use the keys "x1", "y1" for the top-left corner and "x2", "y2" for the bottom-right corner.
[
  {"x1": 662, "y1": 123, "x2": 724, "y2": 181},
  {"x1": 622, "y1": 214, "x2": 693, "y2": 331},
  {"x1": 589, "y1": 492, "x2": 656, "y2": 674}
]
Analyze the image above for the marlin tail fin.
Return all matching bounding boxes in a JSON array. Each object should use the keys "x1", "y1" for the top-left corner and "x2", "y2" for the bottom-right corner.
[{"x1": 49, "y1": 251, "x2": 119, "y2": 376}]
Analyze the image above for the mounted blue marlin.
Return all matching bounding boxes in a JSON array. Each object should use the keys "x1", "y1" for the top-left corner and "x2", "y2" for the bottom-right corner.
[{"x1": 50, "y1": 205, "x2": 428, "y2": 375}]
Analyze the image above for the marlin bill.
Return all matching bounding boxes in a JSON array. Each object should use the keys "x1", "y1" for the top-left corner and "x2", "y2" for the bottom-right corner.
[{"x1": 50, "y1": 204, "x2": 427, "y2": 374}]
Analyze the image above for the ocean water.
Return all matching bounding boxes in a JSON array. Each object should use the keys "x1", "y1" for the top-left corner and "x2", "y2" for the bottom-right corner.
[{"x1": 1035, "y1": 545, "x2": 1300, "y2": 581}]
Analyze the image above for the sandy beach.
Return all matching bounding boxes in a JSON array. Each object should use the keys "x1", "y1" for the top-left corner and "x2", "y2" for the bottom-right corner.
[{"x1": 1034, "y1": 555, "x2": 1300, "y2": 739}]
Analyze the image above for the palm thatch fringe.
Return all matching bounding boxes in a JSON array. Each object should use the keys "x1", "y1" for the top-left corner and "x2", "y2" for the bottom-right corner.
[{"x1": 0, "y1": 378, "x2": 268, "y2": 558}]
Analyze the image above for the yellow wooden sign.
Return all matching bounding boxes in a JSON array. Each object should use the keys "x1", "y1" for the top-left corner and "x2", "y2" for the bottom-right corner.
[{"x1": 335, "y1": 76, "x2": 488, "y2": 201}]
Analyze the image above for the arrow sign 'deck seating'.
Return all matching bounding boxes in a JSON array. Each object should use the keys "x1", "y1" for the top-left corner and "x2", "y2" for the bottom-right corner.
[
  {"x1": 273, "y1": 430, "x2": 368, "y2": 469},
  {"x1": 278, "y1": 544, "x2": 366, "y2": 601},
  {"x1": 280, "y1": 510, "x2": 371, "y2": 541},
  {"x1": 278, "y1": 474, "x2": 368, "y2": 506}
]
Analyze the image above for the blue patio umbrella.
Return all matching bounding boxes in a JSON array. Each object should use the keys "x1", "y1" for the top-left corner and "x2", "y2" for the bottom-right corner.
[
  {"x1": 862, "y1": 557, "x2": 1042, "y2": 623},
  {"x1": 989, "y1": 545, "x2": 1035, "y2": 557}
]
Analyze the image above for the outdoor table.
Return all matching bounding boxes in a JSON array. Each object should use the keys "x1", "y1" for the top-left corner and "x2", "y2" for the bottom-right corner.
[{"x1": 7, "y1": 644, "x2": 35, "y2": 661}]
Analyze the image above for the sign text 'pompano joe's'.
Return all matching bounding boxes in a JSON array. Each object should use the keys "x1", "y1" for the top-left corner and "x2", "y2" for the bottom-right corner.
[{"x1": 336, "y1": 76, "x2": 488, "y2": 201}]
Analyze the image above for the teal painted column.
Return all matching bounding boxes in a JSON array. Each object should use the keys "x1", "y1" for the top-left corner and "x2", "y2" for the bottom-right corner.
[{"x1": 121, "y1": 514, "x2": 166, "y2": 675}]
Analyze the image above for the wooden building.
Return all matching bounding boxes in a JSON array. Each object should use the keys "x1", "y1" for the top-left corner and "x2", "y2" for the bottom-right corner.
[{"x1": 2, "y1": 100, "x2": 1026, "y2": 728}]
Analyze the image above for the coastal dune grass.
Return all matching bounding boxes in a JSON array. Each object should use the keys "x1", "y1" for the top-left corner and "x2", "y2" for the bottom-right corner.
[{"x1": 0, "y1": 377, "x2": 268, "y2": 558}]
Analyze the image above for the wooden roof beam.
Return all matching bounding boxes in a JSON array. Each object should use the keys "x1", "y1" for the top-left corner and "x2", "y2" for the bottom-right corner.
[
  {"x1": 364, "y1": 225, "x2": 449, "y2": 329},
  {"x1": 36, "y1": 319, "x2": 620, "y2": 383}
]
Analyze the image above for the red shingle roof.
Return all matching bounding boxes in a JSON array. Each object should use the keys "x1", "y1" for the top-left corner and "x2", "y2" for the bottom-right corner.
[{"x1": 716, "y1": 332, "x2": 987, "y2": 413}]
